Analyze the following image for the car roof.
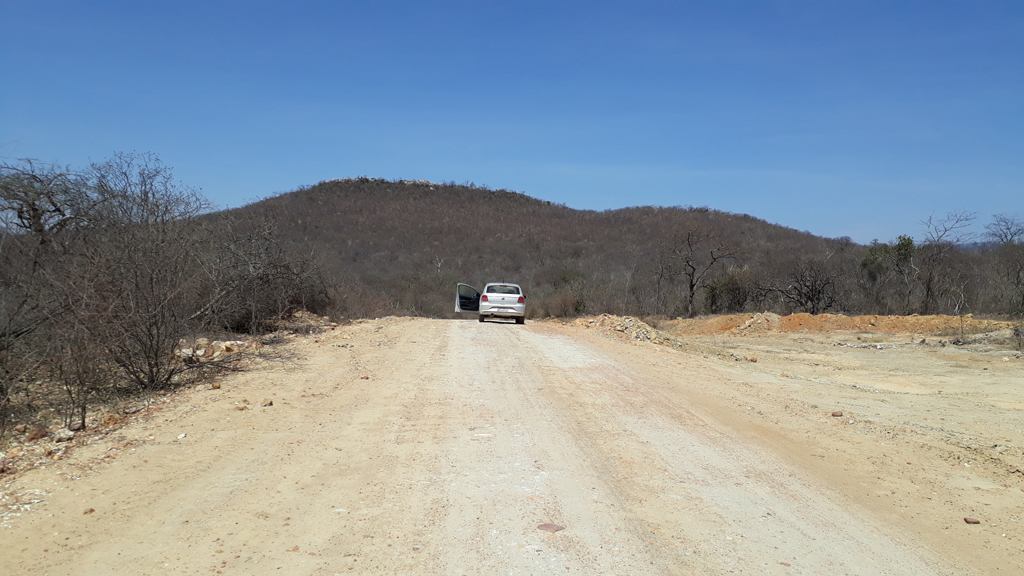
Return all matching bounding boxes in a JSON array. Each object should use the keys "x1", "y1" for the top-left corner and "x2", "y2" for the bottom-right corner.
[{"x1": 484, "y1": 282, "x2": 521, "y2": 288}]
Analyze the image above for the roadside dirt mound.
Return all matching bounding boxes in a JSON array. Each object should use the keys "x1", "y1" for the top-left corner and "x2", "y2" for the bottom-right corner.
[
  {"x1": 571, "y1": 314, "x2": 677, "y2": 345},
  {"x1": 569, "y1": 314, "x2": 749, "y2": 361},
  {"x1": 666, "y1": 312, "x2": 1016, "y2": 337}
]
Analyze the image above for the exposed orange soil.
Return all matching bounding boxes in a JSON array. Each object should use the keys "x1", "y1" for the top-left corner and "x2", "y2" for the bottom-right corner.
[{"x1": 666, "y1": 312, "x2": 1016, "y2": 337}]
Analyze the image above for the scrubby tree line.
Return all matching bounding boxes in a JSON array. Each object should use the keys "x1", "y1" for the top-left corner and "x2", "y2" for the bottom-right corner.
[
  {"x1": 233, "y1": 178, "x2": 1024, "y2": 324},
  {"x1": 1, "y1": 154, "x2": 328, "y2": 439},
  {"x1": 593, "y1": 211, "x2": 1023, "y2": 320},
  {"x1": 547, "y1": 212, "x2": 1023, "y2": 320}
]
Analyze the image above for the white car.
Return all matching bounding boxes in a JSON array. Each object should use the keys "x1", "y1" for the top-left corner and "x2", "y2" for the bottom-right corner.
[{"x1": 456, "y1": 282, "x2": 526, "y2": 324}]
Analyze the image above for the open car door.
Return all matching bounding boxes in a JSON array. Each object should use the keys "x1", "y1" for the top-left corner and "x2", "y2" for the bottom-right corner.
[{"x1": 456, "y1": 283, "x2": 480, "y2": 313}]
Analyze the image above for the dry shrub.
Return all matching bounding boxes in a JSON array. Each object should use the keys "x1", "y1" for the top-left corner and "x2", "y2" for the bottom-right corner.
[{"x1": 0, "y1": 154, "x2": 336, "y2": 438}]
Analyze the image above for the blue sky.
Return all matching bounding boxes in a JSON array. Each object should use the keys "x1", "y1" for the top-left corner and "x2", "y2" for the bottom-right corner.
[{"x1": 2, "y1": 1, "x2": 1021, "y2": 243}]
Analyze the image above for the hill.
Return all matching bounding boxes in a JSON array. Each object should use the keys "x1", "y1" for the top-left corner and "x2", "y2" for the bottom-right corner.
[
  {"x1": 220, "y1": 178, "x2": 856, "y2": 318},
  {"x1": 217, "y1": 177, "x2": 1023, "y2": 321}
]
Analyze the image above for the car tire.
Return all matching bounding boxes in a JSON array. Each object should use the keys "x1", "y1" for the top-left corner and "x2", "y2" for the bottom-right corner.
[
  {"x1": 478, "y1": 315, "x2": 486, "y2": 323},
  {"x1": 516, "y1": 316, "x2": 525, "y2": 325}
]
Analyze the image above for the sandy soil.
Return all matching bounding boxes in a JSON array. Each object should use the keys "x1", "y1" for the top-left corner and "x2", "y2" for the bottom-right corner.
[{"x1": 1, "y1": 316, "x2": 1022, "y2": 575}]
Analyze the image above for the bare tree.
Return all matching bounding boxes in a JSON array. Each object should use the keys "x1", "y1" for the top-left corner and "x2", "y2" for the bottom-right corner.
[
  {"x1": 986, "y1": 214, "x2": 1024, "y2": 245},
  {"x1": 0, "y1": 159, "x2": 94, "y2": 437},
  {"x1": 669, "y1": 229, "x2": 737, "y2": 317},
  {"x1": 0, "y1": 159, "x2": 95, "y2": 376},
  {"x1": 0, "y1": 159, "x2": 99, "y2": 246},
  {"x1": 923, "y1": 211, "x2": 977, "y2": 246},
  {"x1": 775, "y1": 257, "x2": 841, "y2": 314},
  {"x1": 918, "y1": 211, "x2": 976, "y2": 314},
  {"x1": 91, "y1": 153, "x2": 207, "y2": 226},
  {"x1": 84, "y1": 153, "x2": 211, "y2": 389}
]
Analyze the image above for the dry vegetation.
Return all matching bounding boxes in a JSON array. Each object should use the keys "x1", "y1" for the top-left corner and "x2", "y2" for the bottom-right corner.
[
  {"x1": 3, "y1": 164, "x2": 1022, "y2": 447},
  {"x1": 0, "y1": 155, "x2": 328, "y2": 442},
  {"x1": 234, "y1": 177, "x2": 1024, "y2": 324}
]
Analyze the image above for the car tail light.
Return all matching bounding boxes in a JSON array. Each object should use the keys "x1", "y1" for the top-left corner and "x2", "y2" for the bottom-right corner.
[
  {"x1": 518, "y1": 296, "x2": 525, "y2": 303},
  {"x1": 481, "y1": 295, "x2": 488, "y2": 302}
]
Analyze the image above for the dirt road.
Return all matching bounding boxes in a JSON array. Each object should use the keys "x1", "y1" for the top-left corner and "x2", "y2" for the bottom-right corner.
[{"x1": 2, "y1": 318, "x2": 1020, "y2": 575}]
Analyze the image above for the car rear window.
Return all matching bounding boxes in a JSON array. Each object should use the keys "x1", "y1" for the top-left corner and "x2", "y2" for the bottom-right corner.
[{"x1": 486, "y1": 285, "x2": 520, "y2": 294}]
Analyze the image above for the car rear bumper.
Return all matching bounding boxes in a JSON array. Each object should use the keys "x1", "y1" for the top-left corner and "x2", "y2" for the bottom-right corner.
[{"x1": 479, "y1": 303, "x2": 525, "y2": 317}]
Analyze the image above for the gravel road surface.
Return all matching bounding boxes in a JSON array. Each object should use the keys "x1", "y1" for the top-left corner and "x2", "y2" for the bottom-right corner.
[{"x1": 1, "y1": 318, "x2": 1005, "y2": 575}]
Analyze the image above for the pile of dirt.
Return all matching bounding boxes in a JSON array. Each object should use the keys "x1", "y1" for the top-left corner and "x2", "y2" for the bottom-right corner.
[
  {"x1": 572, "y1": 314, "x2": 679, "y2": 345},
  {"x1": 666, "y1": 312, "x2": 1017, "y2": 337},
  {"x1": 571, "y1": 314, "x2": 751, "y2": 361}
]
